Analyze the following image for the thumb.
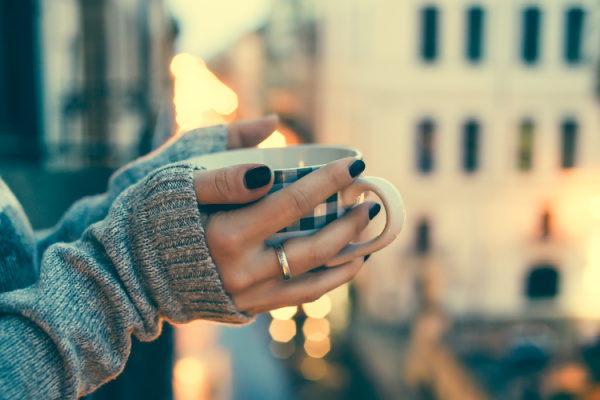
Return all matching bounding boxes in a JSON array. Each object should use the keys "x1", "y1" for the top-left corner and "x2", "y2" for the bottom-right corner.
[
  {"x1": 227, "y1": 114, "x2": 279, "y2": 149},
  {"x1": 193, "y1": 164, "x2": 273, "y2": 205}
]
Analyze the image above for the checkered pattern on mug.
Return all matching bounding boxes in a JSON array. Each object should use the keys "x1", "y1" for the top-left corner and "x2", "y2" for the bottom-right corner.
[{"x1": 269, "y1": 167, "x2": 341, "y2": 233}]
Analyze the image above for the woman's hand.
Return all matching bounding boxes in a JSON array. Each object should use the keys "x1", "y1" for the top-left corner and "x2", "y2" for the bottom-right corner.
[
  {"x1": 193, "y1": 157, "x2": 375, "y2": 317},
  {"x1": 226, "y1": 114, "x2": 279, "y2": 149}
]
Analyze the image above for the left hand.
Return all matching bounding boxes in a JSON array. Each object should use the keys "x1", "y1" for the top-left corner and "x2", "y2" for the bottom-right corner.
[{"x1": 226, "y1": 114, "x2": 279, "y2": 149}]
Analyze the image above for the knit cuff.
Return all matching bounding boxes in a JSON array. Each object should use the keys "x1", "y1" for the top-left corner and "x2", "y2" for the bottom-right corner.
[{"x1": 131, "y1": 161, "x2": 251, "y2": 325}]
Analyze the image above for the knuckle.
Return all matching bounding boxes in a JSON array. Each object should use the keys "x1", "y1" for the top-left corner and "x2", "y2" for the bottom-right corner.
[
  {"x1": 213, "y1": 169, "x2": 235, "y2": 201},
  {"x1": 206, "y1": 219, "x2": 244, "y2": 253},
  {"x1": 222, "y1": 269, "x2": 250, "y2": 294},
  {"x1": 287, "y1": 186, "x2": 313, "y2": 215},
  {"x1": 309, "y1": 244, "x2": 329, "y2": 267},
  {"x1": 327, "y1": 167, "x2": 346, "y2": 189}
]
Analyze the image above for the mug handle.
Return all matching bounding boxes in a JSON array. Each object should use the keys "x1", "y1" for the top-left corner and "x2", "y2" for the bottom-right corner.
[{"x1": 325, "y1": 176, "x2": 406, "y2": 266}]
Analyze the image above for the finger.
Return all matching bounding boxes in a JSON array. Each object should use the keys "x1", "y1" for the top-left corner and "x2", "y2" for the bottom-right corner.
[
  {"x1": 234, "y1": 257, "x2": 365, "y2": 313},
  {"x1": 193, "y1": 164, "x2": 273, "y2": 205},
  {"x1": 229, "y1": 157, "x2": 366, "y2": 239},
  {"x1": 252, "y1": 201, "x2": 377, "y2": 282},
  {"x1": 227, "y1": 114, "x2": 279, "y2": 149}
]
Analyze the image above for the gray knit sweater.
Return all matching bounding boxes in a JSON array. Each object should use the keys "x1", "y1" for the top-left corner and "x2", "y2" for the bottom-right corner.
[{"x1": 0, "y1": 125, "x2": 250, "y2": 399}]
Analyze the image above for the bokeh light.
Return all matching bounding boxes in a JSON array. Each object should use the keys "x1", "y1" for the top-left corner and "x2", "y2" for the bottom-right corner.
[
  {"x1": 258, "y1": 130, "x2": 287, "y2": 148},
  {"x1": 300, "y1": 357, "x2": 329, "y2": 381},
  {"x1": 303, "y1": 317, "x2": 331, "y2": 338},
  {"x1": 302, "y1": 295, "x2": 332, "y2": 319},
  {"x1": 170, "y1": 53, "x2": 238, "y2": 134},
  {"x1": 173, "y1": 357, "x2": 207, "y2": 400},
  {"x1": 269, "y1": 318, "x2": 296, "y2": 343},
  {"x1": 269, "y1": 306, "x2": 297, "y2": 320},
  {"x1": 304, "y1": 334, "x2": 331, "y2": 358}
]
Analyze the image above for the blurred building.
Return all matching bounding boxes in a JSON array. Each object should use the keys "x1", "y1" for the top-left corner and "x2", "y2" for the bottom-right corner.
[
  {"x1": 209, "y1": 0, "x2": 320, "y2": 143},
  {"x1": 39, "y1": 0, "x2": 176, "y2": 170},
  {"x1": 317, "y1": 0, "x2": 600, "y2": 322}
]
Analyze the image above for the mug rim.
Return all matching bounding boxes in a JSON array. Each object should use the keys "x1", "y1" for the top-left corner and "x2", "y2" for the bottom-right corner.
[{"x1": 205, "y1": 144, "x2": 363, "y2": 171}]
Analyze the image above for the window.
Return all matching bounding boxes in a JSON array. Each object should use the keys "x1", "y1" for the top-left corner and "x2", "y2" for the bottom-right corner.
[
  {"x1": 564, "y1": 7, "x2": 585, "y2": 64},
  {"x1": 540, "y1": 210, "x2": 551, "y2": 240},
  {"x1": 465, "y1": 6, "x2": 485, "y2": 63},
  {"x1": 522, "y1": 7, "x2": 542, "y2": 64},
  {"x1": 561, "y1": 119, "x2": 577, "y2": 169},
  {"x1": 416, "y1": 220, "x2": 430, "y2": 254},
  {"x1": 463, "y1": 119, "x2": 480, "y2": 173},
  {"x1": 526, "y1": 265, "x2": 559, "y2": 299},
  {"x1": 417, "y1": 119, "x2": 435, "y2": 173},
  {"x1": 518, "y1": 120, "x2": 534, "y2": 171},
  {"x1": 421, "y1": 6, "x2": 439, "y2": 62}
]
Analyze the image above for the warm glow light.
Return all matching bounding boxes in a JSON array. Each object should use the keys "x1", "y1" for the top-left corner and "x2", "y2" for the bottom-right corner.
[
  {"x1": 303, "y1": 318, "x2": 330, "y2": 337},
  {"x1": 173, "y1": 357, "x2": 207, "y2": 400},
  {"x1": 302, "y1": 295, "x2": 332, "y2": 319},
  {"x1": 170, "y1": 53, "x2": 238, "y2": 134},
  {"x1": 269, "y1": 319, "x2": 296, "y2": 343},
  {"x1": 258, "y1": 130, "x2": 287, "y2": 148},
  {"x1": 173, "y1": 357, "x2": 205, "y2": 386},
  {"x1": 300, "y1": 357, "x2": 329, "y2": 380},
  {"x1": 304, "y1": 335, "x2": 331, "y2": 358},
  {"x1": 269, "y1": 306, "x2": 297, "y2": 320},
  {"x1": 590, "y1": 195, "x2": 600, "y2": 220}
]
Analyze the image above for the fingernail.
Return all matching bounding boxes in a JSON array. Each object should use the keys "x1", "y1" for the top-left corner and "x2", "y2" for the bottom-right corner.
[
  {"x1": 369, "y1": 203, "x2": 381, "y2": 220},
  {"x1": 364, "y1": 254, "x2": 371, "y2": 262},
  {"x1": 244, "y1": 166, "x2": 271, "y2": 189},
  {"x1": 349, "y1": 160, "x2": 365, "y2": 178}
]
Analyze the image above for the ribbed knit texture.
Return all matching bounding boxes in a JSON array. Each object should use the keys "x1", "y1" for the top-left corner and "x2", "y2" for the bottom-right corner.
[
  {"x1": 0, "y1": 125, "x2": 252, "y2": 399},
  {"x1": 37, "y1": 125, "x2": 228, "y2": 256}
]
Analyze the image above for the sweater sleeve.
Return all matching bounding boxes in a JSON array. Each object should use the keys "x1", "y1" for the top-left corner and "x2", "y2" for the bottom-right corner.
[
  {"x1": 0, "y1": 161, "x2": 250, "y2": 399},
  {"x1": 36, "y1": 125, "x2": 228, "y2": 255}
]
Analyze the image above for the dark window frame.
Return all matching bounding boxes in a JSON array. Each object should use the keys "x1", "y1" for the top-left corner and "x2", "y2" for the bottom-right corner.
[
  {"x1": 526, "y1": 265, "x2": 559, "y2": 299},
  {"x1": 465, "y1": 6, "x2": 485, "y2": 63},
  {"x1": 522, "y1": 7, "x2": 542, "y2": 65},
  {"x1": 463, "y1": 119, "x2": 480, "y2": 173},
  {"x1": 561, "y1": 118, "x2": 577, "y2": 169},
  {"x1": 416, "y1": 219, "x2": 430, "y2": 254},
  {"x1": 518, "y1": 119, "x2": 534, "y2": 171},
  {"x1": 564, "y1": 7, "x2": 585, "y2": 64},
  {"x1": 417, "y1": 119, "x2": 435, "y2": 173},
  {"x1": 421, "y1": 6, "x2": 439, "y2": 63}
]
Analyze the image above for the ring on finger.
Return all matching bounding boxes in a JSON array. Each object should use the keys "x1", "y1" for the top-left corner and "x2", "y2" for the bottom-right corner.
[{"x1": 274, "y1": 244, "x2": 292, "y2": 280}]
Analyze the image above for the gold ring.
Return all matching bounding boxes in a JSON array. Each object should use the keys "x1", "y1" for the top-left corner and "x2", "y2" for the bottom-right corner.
[{"x1": 275, "y1": 244, "x2": 291, "y2": 280}]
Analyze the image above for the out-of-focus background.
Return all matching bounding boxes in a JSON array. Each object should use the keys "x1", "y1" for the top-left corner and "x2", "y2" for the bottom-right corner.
[{"x1": 3, "y1": 0, "x2": 600, "y2": 399}]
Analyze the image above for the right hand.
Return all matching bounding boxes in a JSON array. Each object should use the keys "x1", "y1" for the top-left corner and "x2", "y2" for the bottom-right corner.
[{"x1": 193, "y1": 157, "x2": 377, "y2": 317}]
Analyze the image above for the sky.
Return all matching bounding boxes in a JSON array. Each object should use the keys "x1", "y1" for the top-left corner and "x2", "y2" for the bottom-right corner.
[{"x1": 165, "y1": 0, "x2": 273, "y2": 60}]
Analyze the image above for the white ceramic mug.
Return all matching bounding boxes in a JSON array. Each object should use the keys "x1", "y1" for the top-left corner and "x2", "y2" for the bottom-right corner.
[{"x1": 191, "y1": 144, "x2": 405, "y2": 266}]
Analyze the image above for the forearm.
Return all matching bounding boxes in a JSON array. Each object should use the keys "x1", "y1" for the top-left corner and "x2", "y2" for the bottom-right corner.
[
  {"x1": 37, "y1": 126, "x2": 228, "y2": 254},
  {"x1": 1, "y1": 162, "x2": 248, "y2": 399}
]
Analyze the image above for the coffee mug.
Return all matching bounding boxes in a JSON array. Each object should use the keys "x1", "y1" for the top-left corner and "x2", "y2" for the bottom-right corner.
[{"x1": 191, "y1": 144, "x2": 405, "y2": 266}]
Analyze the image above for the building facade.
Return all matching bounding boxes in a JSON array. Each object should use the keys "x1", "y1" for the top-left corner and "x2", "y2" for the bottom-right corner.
[
  {"x1": 317, "y1": 0, "x2": 600, "y2": 322},
  {"x1": 39, "y1": 0, "x2": 176, "y2": 170}
]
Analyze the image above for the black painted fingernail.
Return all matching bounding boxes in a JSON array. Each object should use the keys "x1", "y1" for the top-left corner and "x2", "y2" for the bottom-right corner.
[
  {"x1": 244, "y1": 166, "x2": 271, "y2": 189},
  {"x1": 349, "y1": 160, "x2": 365, "y2": 178},
  {"x1": 369, "y1": 203, "x2": 381, "y2": 220},
  {"x1": 364, "y1": 254, "x2": 371, "y2": 262}
]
